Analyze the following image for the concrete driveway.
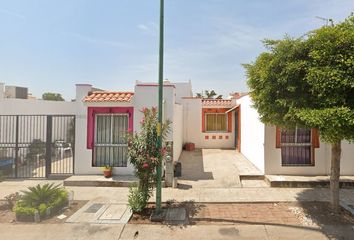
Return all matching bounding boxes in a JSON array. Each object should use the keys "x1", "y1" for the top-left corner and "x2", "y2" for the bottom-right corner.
[{"x1": 177, "y1": 149, "x2": 253, "y2": 188}]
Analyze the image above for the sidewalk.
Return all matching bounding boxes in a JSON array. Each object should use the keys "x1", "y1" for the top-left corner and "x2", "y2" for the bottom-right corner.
[
  {"x1": 0, "y1": 222, "x2": 353, "y2": 240},
  {"x1": 1, "y1": 180, "x2": 354, "y2": 206}
]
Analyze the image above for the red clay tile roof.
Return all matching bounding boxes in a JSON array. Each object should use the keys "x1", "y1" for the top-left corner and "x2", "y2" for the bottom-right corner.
[
  {"x1": 83, "y1": 91, "x2": 134, "y2": 103},
  {"x1": 202, "y1": 99, "x2": 233, "y2": 106}
]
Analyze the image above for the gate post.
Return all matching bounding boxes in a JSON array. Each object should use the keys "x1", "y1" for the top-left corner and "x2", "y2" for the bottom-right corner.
[
  {"x1": 14, "y1": 116, "x2": 19, "y2": 178},
  {"x1": 45, "y1": 116, "x2": 52, "y2": 178}
]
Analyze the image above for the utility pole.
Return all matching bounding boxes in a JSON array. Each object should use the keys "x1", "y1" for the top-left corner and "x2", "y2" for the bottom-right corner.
[{"x1": 155, "y1": 0, "x2": 164, "y2": 214}]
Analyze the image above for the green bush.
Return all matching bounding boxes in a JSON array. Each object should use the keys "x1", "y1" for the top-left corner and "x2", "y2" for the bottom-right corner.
[
  {"x1": 26, "y1": 139, "x2": 45, "y2": 161},
  {"x1": 13, "y1": 183, "x2": 68, "y2": 222},
  {"x1": 49, "y1": 190, "x2": 68, "y2": 213},
  {"x1": 13, "y1": 202, "x2": 36, "y2": 222},
  {"x1": 38, "y1": 203, "x2": 48, "y2": 218},
  {"x1": 128, "y1": 186, "x2": 148, "y2": 213}
]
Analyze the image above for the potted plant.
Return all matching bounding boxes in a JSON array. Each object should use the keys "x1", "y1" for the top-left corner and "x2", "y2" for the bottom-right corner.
[{"x1": 102, "y1": 166, "x2": 112, "y2": 178}]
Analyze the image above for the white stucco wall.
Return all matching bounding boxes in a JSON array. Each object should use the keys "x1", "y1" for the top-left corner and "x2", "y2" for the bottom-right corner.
[
  {"x1": 237, "y1": 95, "x2": 265, "y2": 173},
  {"x1": 182, "y1": 98, "x2": 235, "y2": 149},
  {"x1": 174, "y1": 81, "x2": 193, "y2": 104},
  {"x1": 173, "y1": 104, "x2": 183, "y2": 161},
  {"x1": 0, "y1": 96, "x2": 77, "y2": 144},
  {"x1": 340, "y1": 141, "x2": 354, "y2": 175},
  {"x1": 0, "y1": 98, "x2": 77, "y2": 115},
  {"x1": 264, "y1": 125, "x2": 354, "y2": 175},
  {"x1": 134, "y1": 84, "x2": 176, "y2": 141}
]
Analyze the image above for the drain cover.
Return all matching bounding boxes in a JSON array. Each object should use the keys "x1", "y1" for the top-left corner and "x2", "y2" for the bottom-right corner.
[{"x1": 85, "y1": 203, "x2": 104, "y2": 213}]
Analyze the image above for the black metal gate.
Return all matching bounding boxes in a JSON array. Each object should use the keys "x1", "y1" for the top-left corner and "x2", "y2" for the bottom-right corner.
[{"x1": 0, "y1": 115, "x2": 75, "y2": 178}]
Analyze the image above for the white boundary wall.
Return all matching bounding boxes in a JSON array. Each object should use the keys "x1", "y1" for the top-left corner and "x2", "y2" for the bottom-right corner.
[
  {"x1": 237, "y1": 95, "x2": 265, "y2": 173},
  {"x1": 173, "y1": 104, "x2": 183, "y2": 161}
]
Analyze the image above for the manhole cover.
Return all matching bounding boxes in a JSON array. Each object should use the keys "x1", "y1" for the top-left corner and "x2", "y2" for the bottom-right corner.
[
  {"x1": 85, "y1": 203, "x2": 104, "y2": 213},
  {"x1": 165, "y1": 208, "x2": 187, "y2": 221}
]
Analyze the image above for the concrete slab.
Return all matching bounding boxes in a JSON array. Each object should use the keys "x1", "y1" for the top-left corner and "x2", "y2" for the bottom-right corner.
[
  {"x1": 241, "y1": 179, "x2": 269, "y2": 188},
  {"x1": 66, "y1": 201, "x2": 131, "y2": 224},
  {"x1": 63, "y1": 175, "x2": 138, "y2": 187},
  {"x1": 120, "y1": 224, "x2": 270, "y2": 240},
  {"x1": 266, "y1": 175, "x2": 354, "y2": 188},
  {"x1": 265, "y1": 225, "x2": 328, "y2": 240},
  {"x1": 98, "y1": 204, "x2": 127, "y2": 220},
  {"x1": 0, "y1": 223, "x2": 125, "y2": 240},
  {"x1": 177, "y1": 149, "x2": 242, "y2": 188}
]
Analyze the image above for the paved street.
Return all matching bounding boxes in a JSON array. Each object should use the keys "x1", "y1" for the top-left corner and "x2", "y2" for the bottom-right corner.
[{"x1": 1, "y1": 222, "x2": 353, "y2": 240}]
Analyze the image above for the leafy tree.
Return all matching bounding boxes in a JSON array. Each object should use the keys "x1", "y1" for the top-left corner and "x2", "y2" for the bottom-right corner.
[
  {"x1": 26, "y1": 139, "x2": 46, "y2": 161},
  {"x1": 244, "y1": 14, "x2": 354, "y2": 212},
  {"x1": 196, "y1": 90, "x2": 223, "y2": 99},
  {"x1": 42, "y1": 92, "x2": 65, "y2": 101}
]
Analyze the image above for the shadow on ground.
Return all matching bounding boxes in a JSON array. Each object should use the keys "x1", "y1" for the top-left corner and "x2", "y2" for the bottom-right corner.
[
  {"x1": 295, "y1": 188, "x2": 354, "y2": 240},
  {"x1": 178, "y1": 150, "x2": 214, "y2": 181}
]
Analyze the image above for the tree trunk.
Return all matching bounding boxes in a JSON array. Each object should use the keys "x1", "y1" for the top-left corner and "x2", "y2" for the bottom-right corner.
[{"x1": 330, "y1": 141, "x2": 341, "y2": 213}]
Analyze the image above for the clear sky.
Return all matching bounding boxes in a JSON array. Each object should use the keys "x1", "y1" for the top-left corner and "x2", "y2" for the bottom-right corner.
[{"x1": 0, "y1": 0, "x2": 353, "y2": 100}]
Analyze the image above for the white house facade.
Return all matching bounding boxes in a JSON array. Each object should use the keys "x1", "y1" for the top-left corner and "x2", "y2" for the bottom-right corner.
[{"x1": 237, "y1": 94, "x2": 354, "y2": 176}]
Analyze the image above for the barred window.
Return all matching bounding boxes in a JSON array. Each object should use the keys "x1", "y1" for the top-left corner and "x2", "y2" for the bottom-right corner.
[
  {"x1": 93, "y1": 114, "x2": 128, "y2": 167},
  {"x1": 280, "y1": 128, "x2": 313, "y2": 166},
  {"x1": 205, "y1": 113, "x2": 227, "y2": 132}
]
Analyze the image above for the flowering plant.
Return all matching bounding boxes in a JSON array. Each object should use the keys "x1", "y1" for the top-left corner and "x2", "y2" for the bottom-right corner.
[{"x1": 127, "y1": 107, "x2": 170, "y2": 211}]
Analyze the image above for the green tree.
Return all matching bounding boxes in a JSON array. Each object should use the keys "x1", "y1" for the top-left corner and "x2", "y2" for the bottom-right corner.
[
  {"x1": 42, "y1": 92, "x2": 65, "y2": 101},
  {"x1": 196, "y1": 90, "x2": 223, "y2": 99},
  {"x1": 244, "y1": 14, "x2": 354, "y2": 212}
]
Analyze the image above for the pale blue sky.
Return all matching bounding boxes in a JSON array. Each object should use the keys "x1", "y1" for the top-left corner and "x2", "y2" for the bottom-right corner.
[{"x1": 0, "y1": 0, "x2": 353, "y2": 100}]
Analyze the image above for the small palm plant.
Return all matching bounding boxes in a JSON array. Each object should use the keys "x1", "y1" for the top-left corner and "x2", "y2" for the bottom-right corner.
[
  {"x1": 14, "y1": 183, "x2": 68, "y2": 221},
  {"x1": 20, "y1": 183, "x2": 62, "y2": 208}
]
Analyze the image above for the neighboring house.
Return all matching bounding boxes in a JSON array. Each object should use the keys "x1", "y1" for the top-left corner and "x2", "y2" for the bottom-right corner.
[
  {"x1": 74, "y1": 80, "x2": 189, "y2": 175},
  {"x1": 237, "y1": 94, "x2": 354, "y2": 176}
]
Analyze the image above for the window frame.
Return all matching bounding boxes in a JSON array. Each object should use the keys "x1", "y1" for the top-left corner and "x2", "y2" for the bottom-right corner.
[
  {"x1": 205, "y1": 112, "x2": 228, "y2": 133},
  {"x1": 93, "y1": 113, "x2": 129, "y2": 167},
  {"x1": 280, "y1": 127, "x2": 315, "y2": 167}
]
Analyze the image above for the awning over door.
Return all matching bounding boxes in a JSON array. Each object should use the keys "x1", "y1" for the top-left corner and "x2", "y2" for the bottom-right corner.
[{"x1": 225, "y1": 105, "x2": 239, "y2": 114}]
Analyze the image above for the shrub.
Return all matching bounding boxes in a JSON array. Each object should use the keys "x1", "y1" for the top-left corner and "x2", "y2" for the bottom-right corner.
[
  {"x1": 128, "y1": 186, "x2": 148, "y2": 213},
  {"x1": 26, "y1": 139, "x2": 45, "y2": 161},
  {"x1": 127, "y1": 107, "x2": 171, "y2": 211},
  {"x1": 13, "y1": 202, "x2": 36, "y2": 222},
  {"x1": 38, "y1": 203, "x2": 48, "y2": 218},
  {"x1": 4, "y1": 192, "x2": 21, "y2": 209},
  {"x1": 13, "y1": 183, "x2": 68, "y2": 221}
]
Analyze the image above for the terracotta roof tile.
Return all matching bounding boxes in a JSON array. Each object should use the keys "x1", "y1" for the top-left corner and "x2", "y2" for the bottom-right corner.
[
  {"x1": 84, "y1": 91, "x2": 134, "y2": 103},
  {"x1": 202, "y1": 99, "x2": 233, "y2": 106}
]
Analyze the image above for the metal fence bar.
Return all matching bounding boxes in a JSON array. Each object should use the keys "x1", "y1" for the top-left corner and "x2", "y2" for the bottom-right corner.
[
  {"x1": 45, "y1": 116, "x2": 52, "y2": 178},
  {"x1": 15, "y1": 116, "x2": 19, "y2": 178},
  {"x1": 0, "y1": 114, "x2": 75, "y2": 178}
]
